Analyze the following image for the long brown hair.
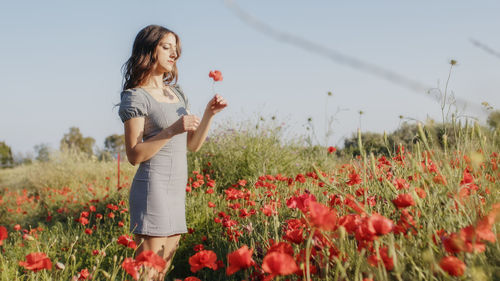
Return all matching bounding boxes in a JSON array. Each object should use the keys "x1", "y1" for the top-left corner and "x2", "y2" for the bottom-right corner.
[{"x1": 122, "y1": 25, "x2": 181, "y2": 91}]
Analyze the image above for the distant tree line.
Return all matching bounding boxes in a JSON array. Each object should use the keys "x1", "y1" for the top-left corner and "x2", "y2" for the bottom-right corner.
[
  {"x1": 342, "y1": 110, "x2": 500, "y2": 156},
  {"x1": 1, "y1": 127, "x2": 126, "y2": 168},
  {"x1": 1, "y1": 110, "x2": 500, "y2": 168}
]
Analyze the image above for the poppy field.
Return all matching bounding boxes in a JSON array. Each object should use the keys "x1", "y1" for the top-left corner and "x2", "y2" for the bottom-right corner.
[{"x1": 0, "y1": 121, "x2": 499, "y2": 281}]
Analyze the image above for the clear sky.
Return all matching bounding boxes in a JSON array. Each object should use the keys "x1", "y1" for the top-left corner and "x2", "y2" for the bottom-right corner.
[{"x1": 1, "y1": 0, "x2": 499, "y2": 157}]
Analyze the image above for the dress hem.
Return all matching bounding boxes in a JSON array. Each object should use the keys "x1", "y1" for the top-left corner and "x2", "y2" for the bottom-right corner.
[{"x1": 131, "y1": 229, "x2": 188, "y2": 237}]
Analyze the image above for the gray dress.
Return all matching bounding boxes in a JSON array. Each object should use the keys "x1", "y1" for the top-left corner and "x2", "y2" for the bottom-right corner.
[{"x1": 118, "y1": 84, "x2": 190, "y2": 237}]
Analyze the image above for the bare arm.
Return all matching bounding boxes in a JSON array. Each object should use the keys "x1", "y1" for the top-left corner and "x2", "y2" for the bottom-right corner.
[
  {"x1": 124, "y1": 115, "x2": 199, "y2": 166},
  {"x1": 187, "y1": 111, "x2": 214, "y2": 152},
  {"x1": 187, "y1": 94, "x2": 227, "y2": 152}
]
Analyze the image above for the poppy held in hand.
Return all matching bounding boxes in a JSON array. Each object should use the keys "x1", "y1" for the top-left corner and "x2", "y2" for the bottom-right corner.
[{"x1": 209, "y1": 70, "x2": 223, "y2": 81}]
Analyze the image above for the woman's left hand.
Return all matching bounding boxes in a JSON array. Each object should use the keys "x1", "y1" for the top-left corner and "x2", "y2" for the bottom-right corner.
[{"x1": 205, "y1": 94, "x2": 228, "y2": 116}]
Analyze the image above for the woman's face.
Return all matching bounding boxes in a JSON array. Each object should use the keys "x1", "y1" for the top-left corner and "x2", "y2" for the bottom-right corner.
[{"x1": 154, "y1": 33, "x2": 178, "y2": 73}]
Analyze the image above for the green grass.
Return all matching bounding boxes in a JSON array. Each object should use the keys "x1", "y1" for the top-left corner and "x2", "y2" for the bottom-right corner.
[{"x1": 0, "y1": 120, "x2": 499, "y2": 281}]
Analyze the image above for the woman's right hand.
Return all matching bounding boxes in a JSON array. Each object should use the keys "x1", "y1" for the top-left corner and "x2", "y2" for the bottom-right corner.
[{"x1": 171, "y1": 114, "x2": 200, "y2": 135}]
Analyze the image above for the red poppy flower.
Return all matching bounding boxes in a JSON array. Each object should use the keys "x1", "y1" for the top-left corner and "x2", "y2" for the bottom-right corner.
[
  {"x1": 283, "y1": 228, "x2": 304, "y2": 244},
  {"x1": 188, "y1": 250, "x2": 218, "y2": 273},
  {"x1": 209, "y1": 70, "x2": 223, "y2": 81},
  {"x1": 286, "y1": 193, "x2": 317, "y2": 212},
  {"x1": 367, "y1": 247, "x2": 394, "y2": 271},
  {"x1": 194, "y1": 244, "x2": 204, "y2": 252},
  {"x1": 18, "y1": 252, "x2": 52, "y2": 272},
  {"x1": 78, "y1": 217, "x2": 89, "y2": 226},
  {"x1": 261, "y1": 251, "x2": 298, "y2": 278},
  {"x1": 415, "y1": 187, "x2": 427, "y2": 198},
  {"x1": 78, "y1": 268, "x2": 90, "y2": 280},
  {"x1": 136, "y1": 250, "x2": 166, "y2": 272},
  {"x1": 327, "y1": 146, "x2": 336, "y2": 154},
  {"x1": 184, "y1": 277, "x2": 201, "y2": 281},
  {"x1": 439, "y1": 256, "x2": 466, "y2": 276},
  {"x1": 268, "y1": 241, "x2": 294, "y2": 256},
  {"x1": 307, "y1": 201, "x2": 337, "y2": 231},
  {"x1": 368, "y1": 213, "x2": 394, "y2": 236},
  {"x1": 226, "y1": 245, "x2": 255, "y2": 275},
  {"x1": 347, "y1": 171, "x2": 362, "y2": 186},
  {"x1": 0, "y1": 226, "x2": 7, "y2": 245},
  {"x1": 392, "y1": 194, "x2": 415, "y2": 208},
  {"x1": 393, "y1": 178, "x2": 409, "y2": 190},
  {"x1": 117, "y1": 234, "x2": 137, "y2": 249},
  {"x1": 121, "y1": 257, "x2": 139, "y2": 280}
]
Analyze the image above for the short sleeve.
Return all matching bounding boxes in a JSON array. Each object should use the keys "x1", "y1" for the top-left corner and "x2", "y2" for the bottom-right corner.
[
  {"x1": 173, "y1": 84, "x2": 190, "y2": 113},
  {"x1": 118, "y1": 90, "x2": 148, "y2": 123}
]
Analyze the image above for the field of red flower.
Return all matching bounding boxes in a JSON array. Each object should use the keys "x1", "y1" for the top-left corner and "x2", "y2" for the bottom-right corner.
[{"x1": 0, "y1": 125, "x2": 499, "y2": 281}]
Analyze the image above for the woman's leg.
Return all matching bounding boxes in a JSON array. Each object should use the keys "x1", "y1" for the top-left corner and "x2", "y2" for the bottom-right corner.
[{"x1": 134, "y1": 233, "x2": 182, "y2": 281}]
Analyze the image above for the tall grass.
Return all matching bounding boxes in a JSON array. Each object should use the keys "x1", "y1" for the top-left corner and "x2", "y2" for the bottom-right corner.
[{"x1": 0, "y1": 118, "x2": 498, "y2": 281}]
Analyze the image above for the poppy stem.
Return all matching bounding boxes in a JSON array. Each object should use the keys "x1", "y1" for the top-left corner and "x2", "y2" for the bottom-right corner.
[{"x1": 305, "y1": 228, "x2": 314, "y2": 281}]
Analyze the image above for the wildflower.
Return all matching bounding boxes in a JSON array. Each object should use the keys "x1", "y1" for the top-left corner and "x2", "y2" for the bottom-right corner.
[
  {"x1": 78, "y1": 217, "x2": 89, "y2": 226},
  {"x1": 78, "y1": 268, "x2": 90, "y2": 280},
  {"x1": 286, "y1": 193, "x2": 317, "y2": 212},
  {"x1": 439, "y1": 256, "x2": 465, "y2": 276},
  {"x1": 368, "y1": 213, "x2": 394, "y2": 236},
  {"x1": 261, "y1": 251, "x2": 298, "y2": 279},
  {"x1": 209, "y1": 70, "x2": 223, "y2": 81},
  {"x1": 188, "y1": 250, "x2": 218, "y2": 273},
  {"x1": 136, "y1": 250, "x2": 166, "y2": 272},
  {"x1": 393, "y1": 178, "x2": 409, "y2": 190},
  {"x1": 121, "y1": 258, "x2": 139, "y2": 280},
  {"x1": 193, "y1": 244, "x2": 204, "y2": 252},
  {"x1": 184, "y1": 277, "x2": 201, "y2": 281},
  {"x1": 18, "y1": 252, "x2": 52, "y2": 272},
  {"x1": 14, "y1": 224, "x2": 21, "y2": 231},
  {"x1": 327, "y1": 146, "x2": 336, "y2": 154},
  {"x1": 392, "y1": 194, "x2": 415, "y2": 208},
  {"x1": 0, "y1": 226, "x2": 7, "y2": 245},
  {"x1": 367, "y1": 247, "x2": 394, "y2": 271},
  {"x1": 226, "y1": 245, "x2": 255, "y2": 275},
  {"x1": 415, "y1": 187, "x2": 427, "y2": 198},
  {"x1": 283, "y1": 228, "x2": 304, "y2": 244},
  {"x1": 55, "y1": 261, "x2": 65, "y2": 270},
  {"x1": 307, "y1": 201, "x2": 337, "y2": 231},
  {"x1": 433, "y1": 174, "x2": 448, "y2": 185},
  {"x1": 261, "y1": 203, "x2": 277, "y2": 217},
  {"x1": 84, "y1": 228, "x2": 93, "y2": 235},
  {"x1": 347, "y1": 171, "x2": 362, "y2": 186},
  {"x1": 117, "y1": 234, "x2": 137, "y2": 249}
]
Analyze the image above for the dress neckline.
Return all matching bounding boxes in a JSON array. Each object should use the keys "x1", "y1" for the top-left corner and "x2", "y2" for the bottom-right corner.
[{"x1": 137, "y1": 86, "x2": 181, "y2": 104}]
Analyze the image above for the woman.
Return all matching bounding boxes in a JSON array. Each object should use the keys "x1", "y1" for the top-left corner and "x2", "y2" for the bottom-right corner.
[{"x1": 118, "y1": 24, "x2": 227, "y2": 280}]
